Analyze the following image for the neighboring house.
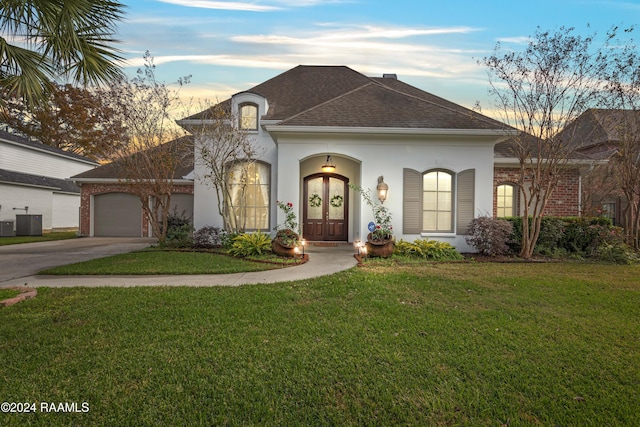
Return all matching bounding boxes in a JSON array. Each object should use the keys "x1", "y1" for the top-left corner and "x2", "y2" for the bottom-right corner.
[
  {"x1": 558, "y1": 108, "x2": 640, "y2": 226},
  {"x1": 73, "y1": 65, "x2": 587, "y2": 250},
  {"x1": 0, "y1": 130, "x2": 99, "y2": 233},
  {"x1": 72, "y1": 136, "x2": 194, "y2": 237}
]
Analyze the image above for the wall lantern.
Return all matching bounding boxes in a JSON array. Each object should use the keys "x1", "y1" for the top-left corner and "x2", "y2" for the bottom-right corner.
[
  {"x1": 376, "y1": 176, "x2": 389, "y2": 204},
  {"x1": 321, "y1": 155, "x2": 336, "y2": 173}
]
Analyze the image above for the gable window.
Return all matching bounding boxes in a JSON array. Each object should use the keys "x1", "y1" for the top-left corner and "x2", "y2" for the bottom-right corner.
[
  {"x1": 227, "y1": 161, "x2": 270, "y2": 231},
  {"x1": 496, "y1": 184, "x2": 517, "y2": 217},
  {"x1": 239, "y1": 103, "x2": 258, "y2": 131},
  {"x1": 403, "y1": 168, "x2": 475, "y2": 235},
  {"x1": 423, "y1": 170, "x2": 453, "y2": 232}
]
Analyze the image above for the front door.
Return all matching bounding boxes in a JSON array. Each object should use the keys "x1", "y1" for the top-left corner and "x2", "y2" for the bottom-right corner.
[{"x1": 303, "y1": 174, "x2": 349, "y2": 241}]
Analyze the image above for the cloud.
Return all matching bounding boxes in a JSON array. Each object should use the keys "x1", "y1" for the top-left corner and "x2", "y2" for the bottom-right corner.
[
  {"x1": 155, "y1": 0, "x2": 348, "y2": 11},
  {"x1": 496, "y1": 36, "x2": 531, "y2": 44},
  {"x1": 157, "y1": 0, "x2": 281, "y2": 12}
]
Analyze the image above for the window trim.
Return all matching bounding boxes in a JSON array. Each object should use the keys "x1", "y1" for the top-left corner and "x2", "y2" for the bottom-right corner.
[
  {"x1": 403, "y1": 167, "x2": 475, "y2": 235},
  {"x1": 496, "y1": 183, "x2": 518, "y2": 218},
  {"x1": 225, "y1": 160, "x2": 270, "y2": 232},
  {"x1": 422, "y1": 169, "x2": 455, "y2": 233},
  {"x1": 238, "y1": 103, "x2": 259, "y2": 131}
]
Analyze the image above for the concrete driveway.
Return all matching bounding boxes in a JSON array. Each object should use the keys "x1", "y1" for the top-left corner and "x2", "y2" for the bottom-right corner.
[{"x1": 0, "y1": 237, "x2": 155, "y2": 284}]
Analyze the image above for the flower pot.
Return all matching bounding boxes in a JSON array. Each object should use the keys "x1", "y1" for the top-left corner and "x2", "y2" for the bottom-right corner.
[
  {"x1": 271, "y1": 239, "x2": 297, "y2": 257},
  {"x1": 366, "y1": 233, "x2": 394, "y2": 258}
]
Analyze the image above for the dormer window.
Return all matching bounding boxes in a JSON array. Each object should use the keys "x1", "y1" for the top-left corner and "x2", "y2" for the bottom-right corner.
[{"x1": 239, "y1": 103, "x2": 258, "y2": 131}]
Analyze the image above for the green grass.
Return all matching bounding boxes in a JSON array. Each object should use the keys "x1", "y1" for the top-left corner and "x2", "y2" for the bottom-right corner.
[
  {"x1": 0, "y1": 288, "x2": 20, "y2": 300},
  {"x1": 39, "y1": 249, "x2": 299, "y2": 275},
  {"x1": 1, "y1": 262, "x2": 638, "y2": 426},
  {"x1": 0, "y1": 232, "x2": 78, "y2": 246}
]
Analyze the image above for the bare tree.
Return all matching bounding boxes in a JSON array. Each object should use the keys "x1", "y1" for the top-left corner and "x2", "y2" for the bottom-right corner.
[
  {"x1": 480, "y1": 26, "x2": 617, "y2": 258},
  {"x1": 106, "y1": 52, "x2": 192, "y2": 245},
  {"x1": 605, "y1": 49, "x2": 640, "y2": 250},
  {"x1": 179, "y1": 102, "x2": 263, "y2": 233}
]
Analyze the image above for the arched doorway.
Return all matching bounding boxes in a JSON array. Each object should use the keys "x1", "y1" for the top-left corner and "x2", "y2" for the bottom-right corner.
[{"x1": 303, "y1": 173, "x2": 349, "y2": 241}]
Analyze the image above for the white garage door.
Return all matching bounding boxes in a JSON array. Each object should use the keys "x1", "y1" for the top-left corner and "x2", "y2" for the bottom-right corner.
[{"x1": 94, "y1": 193, "x2": 142, "y2": 237}]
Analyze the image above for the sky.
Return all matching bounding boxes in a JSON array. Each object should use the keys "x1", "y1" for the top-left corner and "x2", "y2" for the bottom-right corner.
[{"x1": 117, "y1": 0, "x2": 640, "y2": 116}]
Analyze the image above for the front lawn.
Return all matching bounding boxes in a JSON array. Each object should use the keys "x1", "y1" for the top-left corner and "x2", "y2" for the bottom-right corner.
[
  {"x1": 38, "y1": 249, "x2": 302, "y2": 275},
  {"x1": 1, "y1": 262, "x2": 638, "y2": 426}
]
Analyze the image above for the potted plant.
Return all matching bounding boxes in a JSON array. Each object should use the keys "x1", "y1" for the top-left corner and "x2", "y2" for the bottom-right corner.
[
  {"x1": 272, "y1": 201, "x2": 300, "y2": 257},
  {"x1": 351, "y1": 185, "x2": 394, "y2": 257}
]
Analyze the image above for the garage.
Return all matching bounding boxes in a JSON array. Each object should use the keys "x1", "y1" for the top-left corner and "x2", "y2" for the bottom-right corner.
[{"x1": 93, "y1": 193, "x2": 142, "y2": 237}]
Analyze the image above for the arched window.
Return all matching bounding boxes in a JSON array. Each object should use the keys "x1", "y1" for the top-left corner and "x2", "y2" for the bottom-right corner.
[
  {"x1": 239, "y1": 103, "x2": 258, "y2": 131},
  {"x1": 496, "y1": 184, "x2": 517, "y2": 217},
  {"x1": 227, "y1": 161, "x2": 270, "y2": 231},
  {"x1": 423, "y1": 170, "x2": 454, "y2": 232}
]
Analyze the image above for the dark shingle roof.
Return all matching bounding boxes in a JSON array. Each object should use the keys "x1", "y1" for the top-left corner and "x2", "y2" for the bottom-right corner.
[
  {"x1": 557, "y1": 109, "x2": 640, "y2": 155},
  {"x1": 183, "y1": 65, "x2": 508, "y2": 131},
  {"x1": 0, "y1": 169, "x2": 81, "y2": 193},
  {"x1": 0, "y1": 129, "x2": 98, "y2": 164},
  {"x1": 72, "y1": 136, "x2": 194, "y2": 180}
]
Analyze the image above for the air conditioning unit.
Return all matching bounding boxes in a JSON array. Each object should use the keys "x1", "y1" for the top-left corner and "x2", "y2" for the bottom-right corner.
[
  {"x1": 16, "y1": 215, "x2": 42, "y2": 236},
  {"x1": 0, "y1": 221, "x2": 14, "y2": 237}
]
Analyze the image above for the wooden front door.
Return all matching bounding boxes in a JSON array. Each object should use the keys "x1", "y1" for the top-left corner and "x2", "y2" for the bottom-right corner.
[{"x1": 303, "y1": 174, "x2": 349, "y2": 241}]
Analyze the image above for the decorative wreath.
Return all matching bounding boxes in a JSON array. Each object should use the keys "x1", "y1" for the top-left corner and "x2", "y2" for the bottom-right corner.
[
  {"x1": 330, "y1": 194, "x2": 344, "y2": 208},
  {"x1": 309, "y1": 193, "x2": 322, "y2": 207}
]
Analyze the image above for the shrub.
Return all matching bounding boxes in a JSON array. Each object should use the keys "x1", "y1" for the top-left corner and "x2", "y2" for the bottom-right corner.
[
  {"x1": 504, "y1": 216, "x2": 635, "y2": 262},
  {"x1": 165, "y1": 223, "x2": 194, "y2": 248},
  {"x1": 394, "y1": 239, "x2": 463, "y2": 261},
  {"x1": 465, "y1": 216, "x2": 513, "y2": 256},
  {"x1": 221, "y1": 231, "x2": 240, "y2": 250},
  {"x1": 164, "y1": 211, "x2": 194, "y2": 248},
  {"x1": 193, "y1": 226, "x2": 225, "y2": 248},
  {"x1": 228, "y1": 232, "x2": 272, "y2": 257}
]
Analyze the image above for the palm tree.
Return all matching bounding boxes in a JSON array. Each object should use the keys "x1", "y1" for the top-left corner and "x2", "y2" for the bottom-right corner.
[{"x1": 0, "y1": 0, "x2": 125, "y2": 108}]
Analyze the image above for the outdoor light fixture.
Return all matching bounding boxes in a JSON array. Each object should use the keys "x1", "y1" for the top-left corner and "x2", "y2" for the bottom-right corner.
[
  {"x1": 300, "y1": 239, "x2": 306, "y2": 257},
  {"x1": 376, "y1": 176, "x2": 388, "y2": 203},
  {"x1": 321, "y1": 155, "x2": 336, "y2": 173}
]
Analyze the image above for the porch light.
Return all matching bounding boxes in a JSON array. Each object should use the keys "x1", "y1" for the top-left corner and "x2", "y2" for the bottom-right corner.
[
  {"x1": 376, "y1": 176, "x2": 389, "y2": 204},
  {"x1": 321, "y1": 155, "x2": 336, "y2": 173}
]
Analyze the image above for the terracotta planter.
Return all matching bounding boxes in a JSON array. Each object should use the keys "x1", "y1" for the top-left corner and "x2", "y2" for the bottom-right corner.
[
  {"x1": 366, "y1": 233, "x2": 394, "y2": 258},
  {"x1": 271, "y1": 239, "x2": 298, "y2": 257}
]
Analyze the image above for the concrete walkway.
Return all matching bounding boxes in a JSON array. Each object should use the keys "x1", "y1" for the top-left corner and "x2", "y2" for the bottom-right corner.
[{"x1": 0, "y1": 244, "x2": 358, "y2": 288}]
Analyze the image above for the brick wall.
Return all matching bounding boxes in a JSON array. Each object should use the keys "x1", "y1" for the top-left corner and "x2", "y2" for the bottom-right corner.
[
  {"x1": 493, "y1": 167, "x2": 581, "y2": 217},
  {"x1": 79, "y1": 183, "x2": 194, "y2": 236}
]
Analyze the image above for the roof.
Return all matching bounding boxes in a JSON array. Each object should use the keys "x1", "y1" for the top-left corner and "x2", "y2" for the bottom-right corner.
[
  {"x1": 556, "y1": 109, "x2": 640, "y2": 156},
  {"x1": 71, "y1": 135, "x2": 194, "y2": 181},
  {"x1": 0, "y1": 169, "x2": 81, "y2": 193},
  {"x1": 183, "y1": 65, "x2": 508, "y2": 131},
  {"x1": 0, "y1": 129, "x2": 98, "y2": 165}
]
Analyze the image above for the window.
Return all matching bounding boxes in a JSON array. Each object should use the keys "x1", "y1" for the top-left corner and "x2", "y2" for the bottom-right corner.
[
  {"x1": 227, "y1": 161, "x2": 269, "y2": 231},
  {"x1": 239, "y1": 103, "x2": 258, "y2": 131},
  {"x1": 496, "y1": 184, "x2": 517, "y2": 217},
  {"x1": 423, "y1": 170, "x2": 453, "y2": 232},
  {"x1": 403, "y1": 168, "x2": 475, "y2": 235}
]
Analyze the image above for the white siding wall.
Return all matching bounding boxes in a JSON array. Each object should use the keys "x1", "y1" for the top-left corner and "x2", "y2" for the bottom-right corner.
[
  {"x1": 52, "y1": 193, "x2": 80, "y2": 229},
  {"x1": 0, "y1": 183, "x2": 53, "y2": 230},
  {"x1": 0, "y1": 141, "x2": 95, "y2": 178}
]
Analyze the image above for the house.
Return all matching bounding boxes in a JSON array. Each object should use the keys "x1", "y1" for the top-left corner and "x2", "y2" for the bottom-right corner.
[
  {"x1": 72, "y1": 136, "x2": 194, "y2": 237},
  {"x1": 0, "y1": 130, "x2": 99, "y2": 234},
  {"x1": 557, "y1": 108, "x2": 640, "y2": 226},
  {"x1": 72, "y1": 65, "x2": 586, "y2": 250}
]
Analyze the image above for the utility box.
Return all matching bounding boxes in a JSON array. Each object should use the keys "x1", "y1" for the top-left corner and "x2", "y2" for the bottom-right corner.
[
  {"x1": 16, "y1": 215, "x2": 43, "y2": 236},
  {"x1": 0, "y1": 221, "x2": 14, "y2": 237}
]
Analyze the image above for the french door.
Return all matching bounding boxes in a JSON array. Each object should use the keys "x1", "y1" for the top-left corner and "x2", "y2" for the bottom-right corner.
[{"x1": 303, "y1": 174, "x2": 349, "y2": 241}]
